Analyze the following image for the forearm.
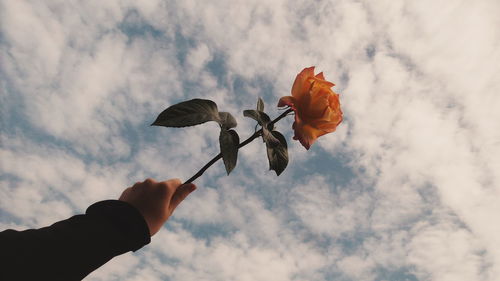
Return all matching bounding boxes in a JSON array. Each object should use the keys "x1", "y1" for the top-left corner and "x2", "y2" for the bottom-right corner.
[{"x1": 0, "y1": 200, "x2": 150, "y2": 281}]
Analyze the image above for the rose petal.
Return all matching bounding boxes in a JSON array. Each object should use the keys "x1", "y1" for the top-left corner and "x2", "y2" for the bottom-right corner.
[
  {"x1": 315, "y1": 72, "x2": 325, "y2": 80},
  {"x1": 291, "y1": 66, "x2": 315, "y2": 100},
  {"x1": 292, "y1": 121, "x2": 325, "y2": 150},
  {"x1": 313, "y1": 117, "x2": 342, "y2": 131},
  {"x1": 310, "y1": 76, "x2": 335, "y2": 88},
  {"x1": 307, "y1": 91, "x2": 330, "y2": 118}
]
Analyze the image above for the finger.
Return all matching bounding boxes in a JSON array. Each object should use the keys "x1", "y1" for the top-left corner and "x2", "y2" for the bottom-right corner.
[
  {"x1": 170, "y1": 183, "x2": 196, "y2": 211},
  {"x1": 143, "y1": 178, "x2": 156, "y2": 186},
  {"x1": 166, "y1": 178, "x2": 182, "y2": 188},
  {"x1": 158, "y1": 178, "x2": 182, "y2": 198}
]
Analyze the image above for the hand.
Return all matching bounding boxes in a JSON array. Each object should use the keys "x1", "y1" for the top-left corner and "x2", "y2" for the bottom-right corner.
[{"x1": 119, "y1": 178, "x2": 196, "y2": 236}]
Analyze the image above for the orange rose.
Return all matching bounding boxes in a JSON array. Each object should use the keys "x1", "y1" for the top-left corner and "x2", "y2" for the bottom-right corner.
[{"x1": 278, "y1": 66, "x2": 342, "y2": 150}]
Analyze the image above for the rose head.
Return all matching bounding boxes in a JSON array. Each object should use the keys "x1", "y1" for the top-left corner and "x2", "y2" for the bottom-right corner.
[{"x1": 278, "y1": 66, "x2": 343, "y2": 150}]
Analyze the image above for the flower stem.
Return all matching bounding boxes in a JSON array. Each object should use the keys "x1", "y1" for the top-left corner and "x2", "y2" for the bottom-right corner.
[{"x1": 184, "y1": 108, "x2": 293, "y2": 184}]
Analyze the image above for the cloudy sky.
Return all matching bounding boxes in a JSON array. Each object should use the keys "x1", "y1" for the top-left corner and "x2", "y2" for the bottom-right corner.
[{"x1": 1, "y1": 0, "x2": 500, "y2": 280}]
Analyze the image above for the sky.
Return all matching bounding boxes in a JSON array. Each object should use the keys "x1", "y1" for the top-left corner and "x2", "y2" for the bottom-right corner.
[{"x1": 1, "y1": 0, "x2": 500, "y2": 280}]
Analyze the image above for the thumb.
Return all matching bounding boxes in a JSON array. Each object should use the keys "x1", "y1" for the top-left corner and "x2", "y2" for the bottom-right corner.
[{"x1": 170, "y1": 183, "x2": 196, "y2": 211}]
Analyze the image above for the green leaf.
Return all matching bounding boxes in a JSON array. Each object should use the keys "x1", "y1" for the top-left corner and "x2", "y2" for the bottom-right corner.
[
  {"x1": 151, "y1": 99, "x2": 220, "y2": 128},
  {"x1": 265, "y1": 130, "x2": 288, "y2": 176},
  {"x1": 218, "y1": 112, "x2": 237, "y2": 129},
  {"x1": 257, "y1": 97, "x2": 264, "y2": 112},
  {"x1": 219, "y1": 129, "x2": 240, "y2": 175}
]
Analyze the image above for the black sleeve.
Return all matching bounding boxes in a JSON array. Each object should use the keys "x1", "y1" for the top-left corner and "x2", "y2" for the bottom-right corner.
[{"x1": 0, "y1": 200, "x2": 151, "y2": 281}]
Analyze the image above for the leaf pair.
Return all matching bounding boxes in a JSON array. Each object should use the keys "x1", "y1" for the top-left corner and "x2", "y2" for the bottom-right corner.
[
  {"x1": 244, "y1": 98, "x2": 289, "y2": 176},
  {"x1": 243, "y1": 98, "x2": 277, "y2": 144},
  {"x1": 151, "y1": 99, "x2": 239, "y2": 175}
]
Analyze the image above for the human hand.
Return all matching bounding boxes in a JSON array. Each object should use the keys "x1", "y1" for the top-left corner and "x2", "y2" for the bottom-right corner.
[{"x1": 119, "y1": 178, "x2": 196, "y2": 236}]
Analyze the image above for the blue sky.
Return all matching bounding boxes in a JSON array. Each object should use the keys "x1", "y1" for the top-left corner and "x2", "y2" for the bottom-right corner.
[{"x1": 1, "y1": 0, "x2": 500, "y2": 280}]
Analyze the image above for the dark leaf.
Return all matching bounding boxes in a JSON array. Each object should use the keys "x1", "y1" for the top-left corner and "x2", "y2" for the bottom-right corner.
[
  {"x1": 151, "y1": 99, "x2": 219, "y2": 128},
  {"x1": 219, "y1": 129, "x2": 240, "y2": 175},
  {"x1": 266, "y1": 130, "x2": 288, "y2": 176},
  {"x1": 244, "y1": 109, "x2": 278, "y2": 143},
  {"x1": 261, "y1": 125, "x2": 279, "y2": 144},
  {"x1": 257, "y1": 97, "x2": 265, "y2": 112},
  {"x1": 243, "y1": 109, "x2": 271, "y2": 126},
  {"x1": 218, "y1": 112, "x2": 237, "y2": 129}
]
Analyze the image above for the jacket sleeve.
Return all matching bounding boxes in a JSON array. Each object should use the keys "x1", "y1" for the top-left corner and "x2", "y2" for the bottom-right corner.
[{"x1": 0, "y1": 200, "x2": 151, "y2": 281}]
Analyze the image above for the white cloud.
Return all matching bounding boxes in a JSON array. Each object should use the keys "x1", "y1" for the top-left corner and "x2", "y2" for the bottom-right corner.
[
  {"x1": 187, "y1": 43, "x2": 212, "y2": 72},
  {"x1": 291, "y1": 175, "x2": 371, "y2": 237},
  {"x1": 408, "y1": 219, "x2": 490, "y2": 281}
]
